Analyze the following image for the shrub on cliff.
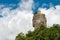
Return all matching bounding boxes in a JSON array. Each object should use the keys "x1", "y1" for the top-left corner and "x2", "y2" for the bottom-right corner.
[{"x1": 15, "y1": 24, "x2": 60, "y2": 40}]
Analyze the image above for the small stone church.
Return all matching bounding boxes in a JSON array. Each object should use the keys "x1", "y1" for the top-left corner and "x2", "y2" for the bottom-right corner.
[{"x1": 33, "y1": 11, "x2": 47, "y2": 28}]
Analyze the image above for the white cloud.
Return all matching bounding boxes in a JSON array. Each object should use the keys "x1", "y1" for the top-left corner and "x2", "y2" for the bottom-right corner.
[
  {"x1": 19, "y1": 0, "x2": 33, "y2": 11},
  {"x1": 0, "y1": 0, "x2": 34, "y2": 40},
  {"x1": 39, "y1": 5, "x2": 60, "y2": 27}
]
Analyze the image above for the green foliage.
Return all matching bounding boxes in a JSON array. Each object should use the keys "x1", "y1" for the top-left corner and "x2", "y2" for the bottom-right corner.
[
  {"x1": 34, "y1": 11, "x2": 37, "y2": 14},
  {"x1": 15, "y1": 24, "x2": 60, "y2": 40},
  {"x1": 15, "y1": 32, "x2": 25, "y2": 40}
]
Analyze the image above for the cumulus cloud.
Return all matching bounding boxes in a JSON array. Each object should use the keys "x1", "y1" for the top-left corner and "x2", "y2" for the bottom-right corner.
[
  {"x1": 39, "y1": 5, "x2": 60, "y2": 27},
  {"x1": 19, "y1": 0, "x2": 33, "y2": 11},
  {"x1": 0, "y1": 0, "x2": 34, "y2": 40}
]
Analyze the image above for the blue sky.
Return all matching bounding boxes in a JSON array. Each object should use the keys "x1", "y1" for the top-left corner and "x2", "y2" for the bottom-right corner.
[
  {"x1": 0, "y1": 0, "x2": 20, "y2": 4},
  {"x1": 33, "y1": 0, "x2": 60, "y2": 12},
  {"x1": 0, "y1": 0, "x2": 60, "y2": 12}
]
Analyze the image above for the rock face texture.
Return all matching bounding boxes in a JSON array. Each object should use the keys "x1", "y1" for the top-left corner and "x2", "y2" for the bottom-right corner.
[{"x1": 33, "y1": 11, "x2": 47, "y2": 28}]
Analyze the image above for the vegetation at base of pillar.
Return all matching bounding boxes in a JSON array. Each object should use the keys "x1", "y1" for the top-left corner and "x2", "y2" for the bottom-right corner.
[{"x1": 15, "y1": 24, "x2": 60, "y2": 40}]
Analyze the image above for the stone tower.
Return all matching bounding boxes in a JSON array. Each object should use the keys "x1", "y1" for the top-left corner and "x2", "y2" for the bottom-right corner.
[{"x1": 33, "y1": 11, "x2": 47, "y2": 28}]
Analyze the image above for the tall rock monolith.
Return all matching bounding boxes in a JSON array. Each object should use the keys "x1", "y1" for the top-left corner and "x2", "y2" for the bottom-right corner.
[{"x1": 33, "y1": 11, "x2": 47, "y2": 28}]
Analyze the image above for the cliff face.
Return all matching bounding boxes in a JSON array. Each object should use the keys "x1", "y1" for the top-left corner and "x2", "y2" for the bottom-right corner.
[{"x1": 33, "y1": 11, "x2": 47, "y2": 28}]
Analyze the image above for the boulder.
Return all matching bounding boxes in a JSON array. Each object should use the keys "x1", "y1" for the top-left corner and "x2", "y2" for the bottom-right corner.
[{"x1": 33, "y1": 11, "x2": 47, "y2": 28}]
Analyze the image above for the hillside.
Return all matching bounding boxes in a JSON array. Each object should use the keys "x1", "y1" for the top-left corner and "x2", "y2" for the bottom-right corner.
[{"x1": 15, "y1": 24, "x2": 60, "y2": 40}]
